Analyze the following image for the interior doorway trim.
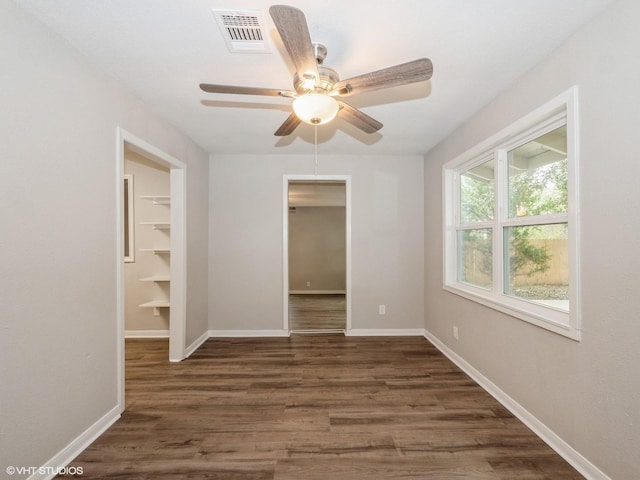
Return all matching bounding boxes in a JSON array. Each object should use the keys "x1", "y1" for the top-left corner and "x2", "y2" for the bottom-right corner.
[
  {"x1": 116, "y1": 127, "x2": 187, "y2": 411},
  {"x1": 283, "y1": 174, "x2": 352, "y2": 333}
]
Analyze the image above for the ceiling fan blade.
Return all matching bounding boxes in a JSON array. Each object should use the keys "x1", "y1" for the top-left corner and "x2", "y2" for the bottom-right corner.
[
  {"x1": 333, "y1": 58, "x2": 433, "y2": 97},
  {"x1": 200, "y1": 84, "x2": 292, "y2": 97},
  {"x1": 274, "y1": 112, "x2": 302, "y2": 136},
  {"x1": 269, "y1": 5, "x2": 320, "y2": 85},
  {"x1": 337, "y1": 101, "x2": 383, "y2": 134}
]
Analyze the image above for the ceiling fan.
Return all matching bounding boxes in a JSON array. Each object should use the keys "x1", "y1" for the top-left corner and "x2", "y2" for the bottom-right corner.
[{"x1": 200, "y1": 5, "x2": 433, "y2": 136}]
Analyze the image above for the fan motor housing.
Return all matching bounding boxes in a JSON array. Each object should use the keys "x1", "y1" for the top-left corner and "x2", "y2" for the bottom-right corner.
[
  {"x1": 293, "y1": 43, "x2": 338, "y2": 94},
  {"x1": 293, "y1": 65, "x2": 339, "y2": 94}
]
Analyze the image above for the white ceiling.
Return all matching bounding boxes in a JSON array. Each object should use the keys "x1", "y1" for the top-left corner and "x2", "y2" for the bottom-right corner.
[{"x1": 14, "y1": 0, "x2": 613, "y2": 156}]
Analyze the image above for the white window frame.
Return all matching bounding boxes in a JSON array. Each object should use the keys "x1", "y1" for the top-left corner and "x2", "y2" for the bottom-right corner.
[{"x1": 443, "y1": 87, "x2": 581, "y2": 341}]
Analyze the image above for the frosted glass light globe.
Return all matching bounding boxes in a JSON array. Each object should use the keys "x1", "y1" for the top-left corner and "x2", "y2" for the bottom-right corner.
[{"x1": 292, "y1": 93, "x2": 339, "y2": 125}]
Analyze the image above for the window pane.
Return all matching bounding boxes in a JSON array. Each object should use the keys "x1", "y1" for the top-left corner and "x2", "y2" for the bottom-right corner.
[
  {"x1": 504, "y1": 224, "x2": 569, "y2": 311},
  {"x1": 458, "y1": 229, "x2": 492, "y2": 288},
  {"x1": 508, "y1": 125, "x2": 567, "y2": 218},
  {"x1": 460, "y1": 159, "x2": 494, "y2": 224}
]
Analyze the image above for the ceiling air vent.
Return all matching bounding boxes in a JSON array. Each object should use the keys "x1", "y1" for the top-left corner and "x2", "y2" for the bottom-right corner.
[{"x1": 212, "y1": 9, "x2": 270, "y2": 53}]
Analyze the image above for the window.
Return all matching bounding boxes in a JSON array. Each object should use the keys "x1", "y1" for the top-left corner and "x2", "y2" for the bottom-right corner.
[{"x1": 443, "y1": 87, "x2": 580, "y2": 340}]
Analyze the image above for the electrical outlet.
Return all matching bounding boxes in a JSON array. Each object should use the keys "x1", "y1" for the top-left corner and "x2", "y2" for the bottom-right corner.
[
  {"x1": 306, "y1": 281, "x2": 311, "y2": 287},
  {"x1": 379, "y1": 305, "x2": 386, "y2": 315},
  {"x1": 453, "y1": 326, "x2": 459, "y2": 340}
]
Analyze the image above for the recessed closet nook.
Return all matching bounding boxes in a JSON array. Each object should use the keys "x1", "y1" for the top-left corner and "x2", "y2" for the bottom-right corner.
[{"x1": 124, "y1": 148, "x2": 171, "y2": 337}]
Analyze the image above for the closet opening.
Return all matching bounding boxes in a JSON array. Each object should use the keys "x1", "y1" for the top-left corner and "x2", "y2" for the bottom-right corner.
[{"x1": 116, "y1": 128, "x2": 186, "y2": 411}]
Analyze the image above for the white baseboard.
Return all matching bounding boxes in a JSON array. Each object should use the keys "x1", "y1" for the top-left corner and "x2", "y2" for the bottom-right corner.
[
  {"x1": 184, "y1": 330, "x2": 209, "y2": 358},
  {"x1": 289, "y1": 290, "x2": 346, "y2": 295},
  {"x1": 208, "y1": 329, "x2": 290, "y2": 338},
  {"x1": 125, "y1": 329, "x2": 169, "y2": 338},
  {"x1": 30, "y1": 405, "x2": 120, "y2": 480},
  {"x1": 347, "y1": 328, "x2": 426, "y2": 336},
  {"x1": 423, "y1": 330, "x2": 611, "y2": 480},
  {"x1": 207, "y1": 329, "x2": 425, "y2": 338}
]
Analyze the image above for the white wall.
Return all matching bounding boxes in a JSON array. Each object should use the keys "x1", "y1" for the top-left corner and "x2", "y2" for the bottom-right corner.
[
  {"x1": 124, "y1": 152, "x2": 170, "y2": 333},
  {"x1": 423, "y1": 0, "x2": 640, "y2": 478},
  {"x1": 209, "y1": 154, "x2": 424, "y2": 332},
  {"x1": 289, "y1": 206, "x2": 346, "y2": 292},
  {"x1": 0, "y1": 1, "x2": 209, "y2": 474}
]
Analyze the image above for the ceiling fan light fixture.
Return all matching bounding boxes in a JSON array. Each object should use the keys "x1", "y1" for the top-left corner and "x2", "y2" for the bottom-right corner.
[
  {"x1": 293, "y1": 93, "x2": 339, "y2": 125},
  {"x1": 201, "y1": 6, "x2": 432, "y2": 136},
  {"x1": 299, "y1": 73, "x2": 317, "y2": 91}
]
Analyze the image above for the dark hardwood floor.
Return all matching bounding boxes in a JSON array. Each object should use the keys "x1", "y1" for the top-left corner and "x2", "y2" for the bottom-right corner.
[
  {"x1": 63, "y1": 336, "x2": 583, "y2": 479},
  {"x1": 289, "y1": 294, "x2": 346, "y2": 331}
]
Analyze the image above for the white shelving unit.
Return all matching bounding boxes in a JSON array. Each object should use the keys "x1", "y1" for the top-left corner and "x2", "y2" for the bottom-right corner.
[
  {"x1": 139, "y1": 300, "x2": 170, "y2": 307},
  {"x1": 140, "y1": 221, "x2": 170, "y2": 230},
  {"x1": 139, "y1": 299, "x2": 170, "y2": 316},
  {"x1": 139, "y1": 195, "x2": 171, "y2": 205},
  {"x1": 140, "y1": 248, "x2": 170, "y2": 255},
  {"x1": 139, "y1": 195, "x2": 170, "y2": 316},
  {"x1": 139, "y1": 275, "x2": 170, "y2": 282}
]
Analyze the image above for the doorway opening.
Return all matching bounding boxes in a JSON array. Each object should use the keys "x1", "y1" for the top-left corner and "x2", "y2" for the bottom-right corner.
[
  {"x1": 116, "y1": 128, "x2": 187, "y2": 411},
  {"x1": 283, "y1": 175, "x2": 351, "y2": 333}
]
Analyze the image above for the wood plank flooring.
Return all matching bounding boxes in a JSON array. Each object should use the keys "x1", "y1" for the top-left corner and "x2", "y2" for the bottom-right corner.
[
  {"x1": 288, "y1": 294, "x2": 346, "y2": 331},
  {"x1": 63, "y1": 336, "x2": 584, "y2": 479}
]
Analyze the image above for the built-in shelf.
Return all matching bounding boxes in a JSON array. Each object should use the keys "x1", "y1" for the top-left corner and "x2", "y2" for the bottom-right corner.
[
  {"x1": 140, "y1": 222, "x2": 170, "y2": 230},
  {"x1": 139, "y1": 300, "x2": 170, "y2": 308},
  {"x1": 139, "y1": 195, "x2": 171, "y2": 317},
  {"x1": 139, "y1": 275, "x2": 170, "y2": 282},
  {"x1": 140, "y1": 195, "x2": 171, "y2": 205},
  {"x1": 139, "y1": 299, "x2": 170, "y2": 316}
]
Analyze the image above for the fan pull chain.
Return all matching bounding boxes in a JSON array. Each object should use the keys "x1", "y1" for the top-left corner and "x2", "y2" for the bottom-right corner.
[{"x1": 314, "y1": 124, "x2": 318, "y2": 176}]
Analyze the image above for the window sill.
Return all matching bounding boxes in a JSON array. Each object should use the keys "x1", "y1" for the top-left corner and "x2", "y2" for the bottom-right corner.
[{"x1": 443, "y1": 283, "x2": 581, "y2": 341}]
